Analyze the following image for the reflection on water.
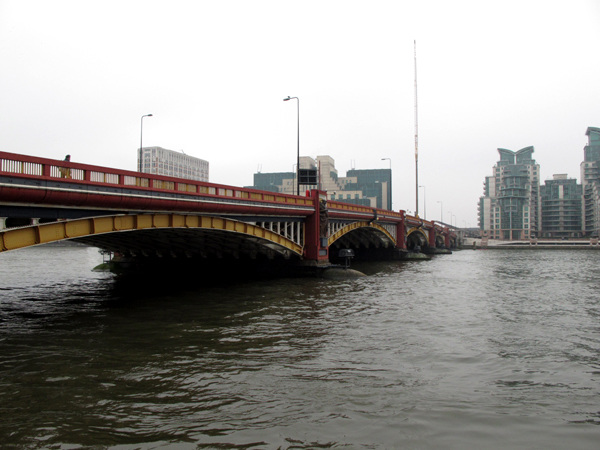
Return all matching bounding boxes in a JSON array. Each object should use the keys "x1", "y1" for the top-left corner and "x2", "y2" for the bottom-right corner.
[{"x1": 1, "y1": 245, "x2": 600, "y2": 448}]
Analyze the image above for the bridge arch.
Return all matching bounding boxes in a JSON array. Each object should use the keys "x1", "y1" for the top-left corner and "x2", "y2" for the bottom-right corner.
[
  {"x1": 328, "y1": 221, "x2": 396, "y2": 252},
  {"x1": 435, "y1": 234, "x2": 445, "y2": 248},
  {"x1": 0, "y1": 214, "x2": 303, "y2": 260},
  {"x1": 406, "y1": 227, "x2": 429, "y2": 251}
]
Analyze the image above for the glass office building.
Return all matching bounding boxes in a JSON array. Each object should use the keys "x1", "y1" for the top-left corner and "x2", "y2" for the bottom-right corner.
[
  {"x1": 252, "y1": 155, "x2": 392, "y2": 210},
  {"x1": 345, "y1": 169, "x2": 392, "y2": 210}
]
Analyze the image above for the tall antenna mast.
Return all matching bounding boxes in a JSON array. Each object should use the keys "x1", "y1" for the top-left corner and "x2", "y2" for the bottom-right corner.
[{"x1": 414, "y1": 40, "x2": 419, "y2": 217}]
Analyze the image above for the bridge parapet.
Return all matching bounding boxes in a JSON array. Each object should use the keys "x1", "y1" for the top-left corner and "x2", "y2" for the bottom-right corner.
[
  {"x1": 0, "y1": 151, "x2": 313, "y2": 206},
  {"x1": 0, "y1": 151, "x2": 315, "y2": 218}
]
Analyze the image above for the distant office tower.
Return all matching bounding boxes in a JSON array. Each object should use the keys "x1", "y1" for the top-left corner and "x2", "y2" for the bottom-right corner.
[
  {"x1": 479, "y1": 147, "x2": 541, "y2": 240},
  {"x1": 251, "y1": 155, "x2": 392, "y2": 210},
  {"x1": 580, "y1": 127, "x2": 600, "y2": 236},
  {"x1": 540, "y1": 174, "x2": 583, "y2": 238},
  {"x1": 344, "y1": 168, "x2": 392, "y2": 210},
  {"x1": 138, "y1": 146, "x2": 209, "y2": 182}
]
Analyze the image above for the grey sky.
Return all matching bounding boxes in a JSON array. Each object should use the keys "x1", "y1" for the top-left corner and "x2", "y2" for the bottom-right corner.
[{"x1": 1, "y1": 0, "x2": 599, "y2": 227}]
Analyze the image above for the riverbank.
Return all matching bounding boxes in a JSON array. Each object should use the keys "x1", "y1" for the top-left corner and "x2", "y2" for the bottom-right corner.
[{"x1": 463, "y1": 237, "x2": 600, "y2": 250}]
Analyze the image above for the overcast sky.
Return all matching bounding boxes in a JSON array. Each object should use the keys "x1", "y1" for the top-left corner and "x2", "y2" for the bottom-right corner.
[{"x1": 1, "y1": 0, "x2": 599, "y2": 227}]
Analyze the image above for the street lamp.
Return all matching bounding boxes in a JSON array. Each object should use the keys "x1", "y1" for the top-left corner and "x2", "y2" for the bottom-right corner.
[
  {"x1": 448, "y1": 211, "x2": 455, "y2": 228},
  {"x1": 419, "y1": 185, "x2": 426, "y2": 219},
  {"x1": 139, "y1": 114, "x2": 153, "y2": 172},
  {"x1": 437, "y1": 201, "x2": 443, "y2": 223},
  {"x1": 283, "y1": 96, "x2": 299, "y2": 195},
  {"x1": 381, "y1": 158, "x2": 392, "y2": 210}
]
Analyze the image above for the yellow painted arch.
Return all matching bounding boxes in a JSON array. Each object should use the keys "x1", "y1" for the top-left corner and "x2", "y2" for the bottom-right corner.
[
  {"x1": 328, "y1": 221, "x2": 396, "y2": 247},
  {"x1": 0, "y1": 214, "x2": 304, "y2": 256},
  {"x1": 407, "y1": 226, "x2": 428, "y2": 238}
]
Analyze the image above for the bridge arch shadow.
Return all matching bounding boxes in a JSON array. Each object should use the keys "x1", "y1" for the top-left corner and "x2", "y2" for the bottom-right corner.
[{"x1": 0, "y1": 214, "x2": 303, "y2": 262}]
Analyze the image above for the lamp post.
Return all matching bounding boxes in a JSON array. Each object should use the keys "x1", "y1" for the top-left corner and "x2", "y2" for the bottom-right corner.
[
  {"x1": 419, "y1": 185, "x2": 426, "y2": 219},
  {"x1": 283, "y1": 96, "x2": 299, "y2": 195},
  {"x1": 381, "y1": 157, "x2": 392, "y2": 210},
  {"x1": 448, "y1": 211, "x2": 455, "y2": 228},
  {"x1": 437, "y1": 201, "x2": 443, "y2": 223},
  {"x1": 139, "y1": 114, "x2": 153, "y2": 172},
  {"x1": 292, "y1": 163, "x2": 297, "y2": 196}
]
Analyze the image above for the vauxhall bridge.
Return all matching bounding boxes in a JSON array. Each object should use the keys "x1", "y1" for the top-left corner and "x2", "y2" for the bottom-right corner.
[{"x1": 0, "y1": 151, "x2": 456, "y2": 272}]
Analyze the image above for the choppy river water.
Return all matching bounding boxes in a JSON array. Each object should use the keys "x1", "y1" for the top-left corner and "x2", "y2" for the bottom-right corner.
[{"x1": 1, "y1": 245, "x2": 599, "y2": 449}]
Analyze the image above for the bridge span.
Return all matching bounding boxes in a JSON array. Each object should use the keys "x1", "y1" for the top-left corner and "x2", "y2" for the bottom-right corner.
[{"x1": 0, "y1": 151, "x2": 456, "y2": 270}]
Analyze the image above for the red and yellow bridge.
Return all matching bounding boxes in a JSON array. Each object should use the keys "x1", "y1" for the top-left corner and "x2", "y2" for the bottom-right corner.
[{"x1": 0, "y1": 151, "x2": 455, "y2": 267}]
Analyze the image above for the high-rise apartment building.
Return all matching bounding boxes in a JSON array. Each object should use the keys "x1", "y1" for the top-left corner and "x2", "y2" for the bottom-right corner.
[
  {"x1": 252, "y1": 155, "x2": 392, "y2": 210},
  {"x1": 580, "y1": 127, "x2": 600, "y2": 236},
  {"x1": 479, "y1": 147, "x2": 541, "y2": 240},
  {"x1": 540, "y1": 174, "x2": 583, "y2": 238},
  {"x1": 138, "y1": 146, "x2": 209, "y2": 182}
]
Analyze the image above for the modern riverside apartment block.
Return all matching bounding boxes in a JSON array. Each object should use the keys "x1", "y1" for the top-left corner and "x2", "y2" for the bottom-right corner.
[
  {"x1": 138, "y1": 146, "x2": 209, "y2": 182},
  {"x1": 479, "y1": 127, "x2": 600, "y2": 239},
  {"x1": 540, "y1": 174, "x2": 583, "y2": 238},
  {"x1": 479, "y1": 147, "x2": 541, "y2": 240},
  {"x1": 581, "y1": 127, "x2": 600, "y2": 236}
]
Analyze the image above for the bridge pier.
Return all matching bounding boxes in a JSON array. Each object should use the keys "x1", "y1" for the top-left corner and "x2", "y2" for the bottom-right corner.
[
  {"x1": 303, "y1": 190, "x2": 330, "y2": 265},
  {"x1": 395, "y1": 213, "x2": 407, "y2": 250},
  {"x1": 428, "y1": 225, "x2": 437, "y2": 248}
]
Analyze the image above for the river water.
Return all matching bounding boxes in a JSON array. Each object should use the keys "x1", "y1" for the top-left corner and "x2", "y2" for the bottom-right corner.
[{"x1": 0, "y1": 245, "x2": 599, "y2": 449}]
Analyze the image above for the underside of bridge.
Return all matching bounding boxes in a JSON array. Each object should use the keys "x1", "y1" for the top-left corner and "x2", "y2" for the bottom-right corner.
[
  {"x1": 0, "y1": 214, "x2": 310, "y2": 278},
  {"x1": 73, "y1": 228, "x2": 298, "y2": 260},
  {"x1": 73, "y1": 228, "x2": 299, "y2": 262},
  {"x1": 77, "y1": 228, "x2": 307, "y2": 279}
]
